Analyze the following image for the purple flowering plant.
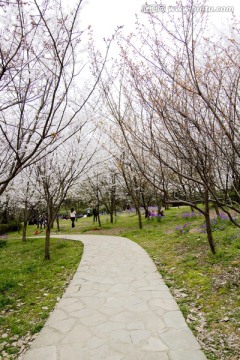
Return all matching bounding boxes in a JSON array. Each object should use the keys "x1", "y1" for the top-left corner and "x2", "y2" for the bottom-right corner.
[
  {"x1": 148, "y1": 212, "x2": 162, "y2": 222},
  {"x1": 175, "y1": 222, "x2": 191, "y2": 235},
  {"x1": 199, "y1": 213, "x2": 231, "y2": 233},
  {"x1": 182, "y1": 212, "x2": 198, "y2": 219}
]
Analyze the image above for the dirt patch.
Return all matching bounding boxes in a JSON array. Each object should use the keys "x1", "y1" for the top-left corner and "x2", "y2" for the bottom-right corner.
[
  {"x1": 165, "y1": 229, "x2": 174, "y2": 234},
  {"x1": 83, "y1": 228, "x2": 126, "y2": 236},
  {"x1": 189, "y1": 227, "x2": 201, "y2": 233}
]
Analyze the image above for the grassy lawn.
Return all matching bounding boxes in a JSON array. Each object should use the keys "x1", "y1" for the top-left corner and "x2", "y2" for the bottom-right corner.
[
  {"x1": 0, "y1": 235, "x2": 83, "y2": 359},
  {"x1": 0, "y1": 207, "x2": 239, "y2": 359}
]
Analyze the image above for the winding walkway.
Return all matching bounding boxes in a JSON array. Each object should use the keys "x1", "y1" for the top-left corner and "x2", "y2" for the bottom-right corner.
[{"x1": 22, "y1": 235, "x2": 207, "y2": 360}]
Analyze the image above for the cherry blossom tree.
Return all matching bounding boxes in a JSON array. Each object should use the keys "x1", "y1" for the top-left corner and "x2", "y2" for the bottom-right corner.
[
  {"x1": 30, "y1": 132, "x2": 98, "y2": 259},
  {"x1": 90, "y1": 0, "x2": 240, "y2": 253},
  {"x1": 11, "y1": 169, "x2": 42, "y2": 241},
  {"x1": 0, "y1": 0, "x2": 110, "y2": 196}
]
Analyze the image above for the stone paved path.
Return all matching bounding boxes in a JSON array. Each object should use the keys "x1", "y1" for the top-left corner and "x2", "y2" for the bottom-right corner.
[{"x1": 22, "y1": 235, "x2": 207, "y2": 360}]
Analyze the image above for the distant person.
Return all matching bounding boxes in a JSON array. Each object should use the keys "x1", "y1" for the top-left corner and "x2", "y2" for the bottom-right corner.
[
  {"x1": 38, "y1": 214, "x2": 46, "y2": 229},
  {"x1": 87, "y1": 208, "x2": 91, "y2": 217},
  {"x1": 93, "y1": 208, "x2": 98, "y2": 222},
  {"x1": 70, "y1": 208, "x2": 76, "y2": 228},
  {"x1": 159, "y1": 208, "x2": 164, "y2": 216}
]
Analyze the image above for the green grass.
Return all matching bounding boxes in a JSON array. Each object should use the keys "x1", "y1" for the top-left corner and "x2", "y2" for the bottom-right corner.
[
  {"x1": 0, "y1": 207, "x2": 240, "y2": 359},
  {"x1": 0, "y1": 235, "x2": 83, "y2": 359}
]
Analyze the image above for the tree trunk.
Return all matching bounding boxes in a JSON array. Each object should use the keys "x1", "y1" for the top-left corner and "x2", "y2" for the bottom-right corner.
[
  {"x1": 45, "y1": 201, "x2": 53, "y2": 260},
  {"x1": 110, "y1": 193, "x2": 114, "y2": 223},
  {"x1": 45, "y1": 226, "x2": 51, "y2": 260},
  {"x1": 110, "y1": 175, "x2": 116, "y2": 224},
  {"x1": 97, "y1": 213, "x2": 101, "y2": 227},
  {"x1": 163, "y1": 191, "x2": 170, "y2": 210},
  {"x1": 144, "y1": 208, "x2": 149, "y2": 218},
  {"x1": 156, "y1": 194, "x2": 162, "y2": 216},
  {"x1": 56, "y1": 215, "x2": 60, "y2": 232},
  {"x1": 214, "y1": 203, "x2": 220, "y2": 217},
  {"x1": 22, "y1": 200, "x2": 29, "y2": 241},
  {"x1": 136, "y1": 206, "x2": 143, "y2": 229},
  {"x1": 22, "y1": 221, "x2": 27, "y2": 242},
  {"x1": 204, "y1": 212, "x2": 216, "y2": 254},
  {"x1": 110, "y1": 211, "x2": 114, "y2": 224},
  {"x1": 204, "y1": 189, "x2": 216, "y2": 254},
  {"x1": 141, "y1": 191, "x2": 148, "y2": 218}
]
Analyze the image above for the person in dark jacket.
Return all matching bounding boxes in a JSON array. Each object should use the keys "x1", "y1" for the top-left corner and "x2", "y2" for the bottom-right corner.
[{"x1": 70, "y1": 208, "x2": 76, "y2": 228}]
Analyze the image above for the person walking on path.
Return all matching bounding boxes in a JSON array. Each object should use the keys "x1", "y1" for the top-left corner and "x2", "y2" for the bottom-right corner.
[{"x1": 70, "y1": 208, "x2": 76, "y2": 228}]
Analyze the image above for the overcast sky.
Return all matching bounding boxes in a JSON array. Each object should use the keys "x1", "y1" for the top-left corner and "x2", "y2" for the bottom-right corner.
[{"x1": 79, "y1": 0, "x2": 240, "y2": 48}]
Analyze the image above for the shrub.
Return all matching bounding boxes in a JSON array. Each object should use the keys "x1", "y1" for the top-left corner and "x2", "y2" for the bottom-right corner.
[
  {"x1": 0, "y1": 224, "x2": 8, "y2": 235},
  {"x1": 0, "y1": 221, "x2": 22, "y2": 235},
  {"x1": 8, "y1": 221, "x2": 22, "y2": 232},
  {"x1": 0, "y1": 235, "x2": 8, "y2": 248}
]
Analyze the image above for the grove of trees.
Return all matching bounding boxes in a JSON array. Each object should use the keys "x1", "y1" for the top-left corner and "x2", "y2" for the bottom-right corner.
[{"x1": 91, "y1": 1, "x2": 240, "y2": 254}]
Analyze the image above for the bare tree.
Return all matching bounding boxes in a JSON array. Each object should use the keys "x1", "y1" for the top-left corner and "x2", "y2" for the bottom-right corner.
[
  {"x1": 32, "y1": 133, "x2": 98, "y2": 259},
  {"x1": 0, "y1": 0, "x2": 110, "y2": 195},
  {"x1": 90, "y1": 1, "x2": 240, "y2": 253}
]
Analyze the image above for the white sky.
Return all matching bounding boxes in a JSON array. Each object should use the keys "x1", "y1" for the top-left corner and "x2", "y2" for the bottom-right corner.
[{"x1": 79, "y1": 0, "x2": 240, "y2": 48}]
